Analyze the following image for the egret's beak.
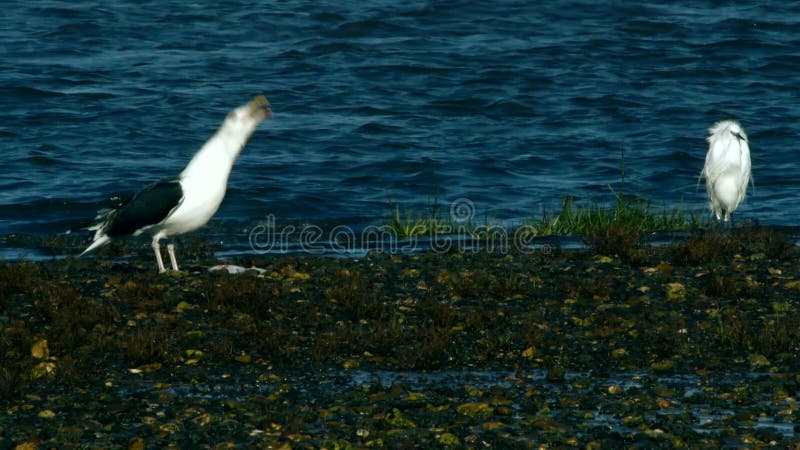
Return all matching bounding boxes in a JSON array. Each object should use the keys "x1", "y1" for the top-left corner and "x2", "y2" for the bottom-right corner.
[{"x1": 732, "y1": 131, "x2": 745, "y2": 142}]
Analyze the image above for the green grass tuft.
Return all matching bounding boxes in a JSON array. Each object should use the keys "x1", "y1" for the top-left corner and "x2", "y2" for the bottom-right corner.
[
  {"x1": 525, "y1": 191, "x2": 707, "y2": 237},
  {"x1": 388, "y1": 191, "x2": 708, "y2": 240},
  {"x1": 386, "y1": 199, "x2": 493, "y2": 238},
  {"x1": 387, "y1": 200, "x2": 450, "y2": 238}
]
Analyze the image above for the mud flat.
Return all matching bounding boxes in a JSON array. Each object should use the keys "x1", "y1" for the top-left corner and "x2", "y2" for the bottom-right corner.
[{"x1": 1, "y1": 227, "x2": 799, "y2": 448}]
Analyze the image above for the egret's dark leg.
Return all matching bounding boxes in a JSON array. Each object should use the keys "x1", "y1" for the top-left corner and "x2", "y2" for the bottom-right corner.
[{"x1": 724, "y1": 209, "x2": 734, "y2": 230}]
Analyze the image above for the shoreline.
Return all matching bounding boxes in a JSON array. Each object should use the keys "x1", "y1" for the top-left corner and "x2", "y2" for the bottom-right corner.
[{"x1": 2, "y1": 226, "x2": 799, "y2": 447}]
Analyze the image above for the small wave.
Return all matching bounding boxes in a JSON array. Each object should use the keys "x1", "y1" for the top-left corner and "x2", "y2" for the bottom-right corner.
[{"x1": 0, "y1": 85, "x2": 66, "y2": 100}]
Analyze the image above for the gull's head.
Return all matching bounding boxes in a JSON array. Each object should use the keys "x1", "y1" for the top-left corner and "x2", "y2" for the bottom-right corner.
[{"x1": 224, "y1": 95, "x2": 272, "y2": 135}]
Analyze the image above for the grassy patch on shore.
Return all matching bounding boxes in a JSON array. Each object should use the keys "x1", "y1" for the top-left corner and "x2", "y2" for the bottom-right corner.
[
  {"x1": 527, "y1": 193, "x2": 706, "y2": 236},
  {"x1": 387, "y1": 200, "x2": 451, "y2": 238},
  {"x1": 387, "y1": 199, "x2": 494, "y2": 238},
  {"x1": 387, "y1": 193, "x2": 708, "y2": 239}
]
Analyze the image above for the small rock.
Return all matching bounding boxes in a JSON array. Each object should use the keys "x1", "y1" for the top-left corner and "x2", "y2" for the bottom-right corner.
[
  {"x1": 30, "y1": 361, "x2": 56, "y2": 379},
  {"x1": 437, "y1": 433, "x2": 460, "y2": 446},
  {"x1": 456, "y1": 402, "x2": 494, "y2": 418},
  {"x1": 37, "y1": 409, "x2": 56, "y2": 419},
  {"x1": 665, "y1": 282, "x2": 686, "y2": 301},
  {"x1": 30, "y1": 339, "x2": 49, "y2": 359}
]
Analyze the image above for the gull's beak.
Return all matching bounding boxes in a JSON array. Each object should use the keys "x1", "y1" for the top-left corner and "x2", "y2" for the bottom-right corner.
[{"x1": 249, "y1": 95, "x2": 272, "y2": 120}]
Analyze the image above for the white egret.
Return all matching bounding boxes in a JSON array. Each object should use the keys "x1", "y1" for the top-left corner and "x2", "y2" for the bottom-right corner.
[{"x1": 700, "y1": 120, "x2": 751, "y2": 222}]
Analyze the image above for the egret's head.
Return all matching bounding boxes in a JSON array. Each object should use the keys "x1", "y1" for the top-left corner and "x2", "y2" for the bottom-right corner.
[
  {"x1": 707, "y1": 119, "x2": 747, "y2": 144},
  {"x1": 727, "y1": 121, "x2": 747, "y2": 142},
  {"x1": 224, "y1": 95, "x2": 272, "y2": 135}
]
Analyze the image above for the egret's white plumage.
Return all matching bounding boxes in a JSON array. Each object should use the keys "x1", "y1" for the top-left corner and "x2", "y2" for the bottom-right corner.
[
  {"x1": 81, "y1": 95, "x2": 271, "y2": 272},
  {"x1": 701, "y1": 120, "x2": 751, "y2": 222}
]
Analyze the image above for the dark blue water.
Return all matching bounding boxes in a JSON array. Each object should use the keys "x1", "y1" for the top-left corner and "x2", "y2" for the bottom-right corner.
[{"x1": 2, "y1": 1, "x2": 800, "y2": 242}]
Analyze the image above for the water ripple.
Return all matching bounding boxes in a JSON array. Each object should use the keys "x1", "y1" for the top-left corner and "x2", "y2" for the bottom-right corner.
[{"x1": 1, "y1": 0, "x2": 799, "y2": 237}]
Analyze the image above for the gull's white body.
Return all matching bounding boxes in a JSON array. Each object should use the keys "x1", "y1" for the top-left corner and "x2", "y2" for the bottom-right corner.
[
  {"x1": 701, "y1": 120, "x2": 751, "y2": 222},
  {"x1": 156, "y1": 103, "x2": 264, "y2": 240},
  {"x1": 81, "y1": 95, "x2": 271, "y2": 272}
]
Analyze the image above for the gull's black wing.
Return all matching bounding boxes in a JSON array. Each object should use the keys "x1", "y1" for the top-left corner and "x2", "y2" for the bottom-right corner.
[{"x1": 107, "y1": 179, "x2": 184, "y2": 237}]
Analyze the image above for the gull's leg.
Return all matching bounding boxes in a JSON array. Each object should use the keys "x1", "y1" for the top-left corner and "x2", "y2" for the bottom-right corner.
[
  {"x1": 152, "y1": 239, "x2": 166, "y2": 273},
  {"x1": 167, "y1": 243, "x2": 179, "y2": 272}
]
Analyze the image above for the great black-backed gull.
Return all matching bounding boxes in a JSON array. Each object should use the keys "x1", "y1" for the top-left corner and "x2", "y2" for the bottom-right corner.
[
  {"x1": 700, "y1": 120, "x2": 751, "y2": 222},
  {"x1": 80, "y1": 95, "x2": 271, "y2": 272}
]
